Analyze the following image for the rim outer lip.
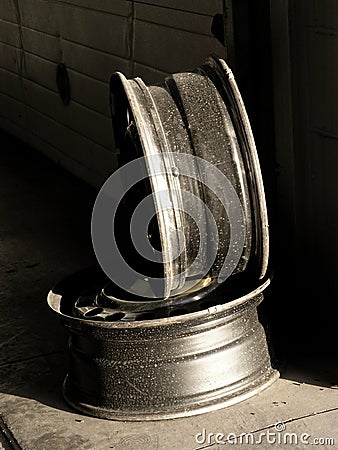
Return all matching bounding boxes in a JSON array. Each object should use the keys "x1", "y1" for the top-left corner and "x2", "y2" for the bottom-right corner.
[
  {"x1": 62, "y1": 371, "x2": 279, "y2": 421},
  {"x1": 112, "y1": 73, "x2": 185, "y2": 299},
  {"x1": 200, "y1": 55, "x2": 269, "y2": 279},
  {"x1": 48, "y1": 271, "x2": 278, "y2": 421}
]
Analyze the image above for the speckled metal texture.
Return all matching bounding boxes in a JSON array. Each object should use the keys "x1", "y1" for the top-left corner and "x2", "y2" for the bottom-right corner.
[
  {"x1": 48, "y1": 267, "x2": 278, "y2": 421},
  {"x1": 109, "y1": 55, "x2": 269, "y2": 303},
  {"x1": 47, "y1": 56, "x2": 278, "y2": 420}
]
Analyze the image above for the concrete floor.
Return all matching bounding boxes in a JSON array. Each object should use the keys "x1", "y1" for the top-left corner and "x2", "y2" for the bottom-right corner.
[{"x1": 0, "y1": 130, "x2": 337, "y2": 450}]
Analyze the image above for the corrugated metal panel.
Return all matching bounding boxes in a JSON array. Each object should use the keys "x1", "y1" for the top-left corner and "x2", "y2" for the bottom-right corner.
[{"x1": 0, "y1": 0, "x2": 225, "y2": 186}]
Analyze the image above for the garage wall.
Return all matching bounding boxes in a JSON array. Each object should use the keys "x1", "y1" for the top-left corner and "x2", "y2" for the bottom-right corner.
[
  {"x1": 290, "y1": 0, "x2": 338, "y2": 303},
  {"x1": 269, "y1": 0, "x2": 338, "y2": 352},
  {"x1": 0, "y1": 0, "x2": 225, "y2": 187}
]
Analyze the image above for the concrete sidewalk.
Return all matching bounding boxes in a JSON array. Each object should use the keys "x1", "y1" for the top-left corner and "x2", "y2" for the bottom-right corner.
[{"x1": 0, "y1": 131, "x2": 337, "y2": 450}]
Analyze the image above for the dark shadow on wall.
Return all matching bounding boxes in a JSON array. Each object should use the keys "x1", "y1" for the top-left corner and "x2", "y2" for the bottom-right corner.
[{"x1": 229, "y1": 0, "x2": 338, "y2": 380}]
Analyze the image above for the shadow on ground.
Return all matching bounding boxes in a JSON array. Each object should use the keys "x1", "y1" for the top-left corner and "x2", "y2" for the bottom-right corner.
[{"x1": 0, "y1": 131, "x2": 97, "y2": 414}]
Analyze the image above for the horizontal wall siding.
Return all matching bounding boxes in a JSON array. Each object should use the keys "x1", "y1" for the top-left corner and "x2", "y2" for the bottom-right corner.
[
  {"x1": 22, "y1": 80, "x2": 114, "y2": 149},
  {"x1": 0, "y1": 0, "x2": 225, "y2": 187},
  {"x1": 19, "y1": 0, "x2": 131, "y2": 56},
  {"x1": 0, "y1": 68, "x2": 22, "y2": 101},
  {"x1": 0, "y1": 91, "x2": 25, "y2": 125},
  {"x1": 60, "y1": 41, "x2": 131, "y2": 83},
  {"x1": 133, "y1": 2, "x2": 225, "y2": 82},
  {"x1": 0, "y1": 19, "x2": 20, "y2": 46},
  {"x1": 133, "y1": 62, "x2": 168, "y2": 85},
  {"x1": 0, "y1": 42, "x2": 21, "y2": 73},
  {"x1": 134, "y1": 21, "x2": 223, "y2": 75},
  {"x1": 57, "y1": 0, "x2": 131, "y2": 16},
  {"x1": 134, "y1": 0, "x2": 223, "y2": 16},
  {"x1": 0, "y1": 0, "x2": 18, "y2": 23},
  {"x1": 135, "y1": 4, "x2": 215, "y2": 35}
]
